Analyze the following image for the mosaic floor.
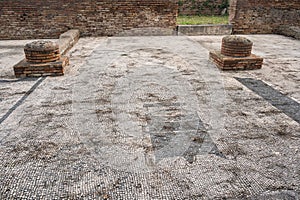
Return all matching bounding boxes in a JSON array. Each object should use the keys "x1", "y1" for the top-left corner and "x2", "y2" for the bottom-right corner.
[{"x1": 0, "y1": 35, "x2": 299, "y2": 199}]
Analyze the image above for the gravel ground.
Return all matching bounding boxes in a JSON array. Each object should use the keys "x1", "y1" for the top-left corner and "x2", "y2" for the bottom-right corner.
[{"x1": 0, "y1": 34, "x2": 299, "y2": 199}]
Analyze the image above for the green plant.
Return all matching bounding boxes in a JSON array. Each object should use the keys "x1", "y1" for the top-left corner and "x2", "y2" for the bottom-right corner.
[
  {"x1": 197, "y1": 0, "x2": 229, "y2": 15},
  {"x1": 177, "y1": 15, "x2": 229, "y2": 25},
  {"x1": 178, "y1": 0, "x2": 184, "y2": 6},
  {"x1": 219, "y1": 0, "x2": 229, "y2": 10},
  {"x1": 178, "y1": 0, "x2": 230, "y2": 16}
]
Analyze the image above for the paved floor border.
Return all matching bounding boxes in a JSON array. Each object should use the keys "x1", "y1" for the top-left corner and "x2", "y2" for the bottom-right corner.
[
  {"x1": 0, "y1": 77, "x2": 46, "y2": 128},
  {"x1": 236, "y1": 77, "x2": 300, "y2": 124}
]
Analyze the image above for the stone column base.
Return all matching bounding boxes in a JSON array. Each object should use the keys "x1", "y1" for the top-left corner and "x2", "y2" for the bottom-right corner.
[
  {"x1": 13, "y1": 56, "x2": 69, "y2": 78},
  {"x1": 209, "y1": 51, "x2": 263, "y2": 70}
]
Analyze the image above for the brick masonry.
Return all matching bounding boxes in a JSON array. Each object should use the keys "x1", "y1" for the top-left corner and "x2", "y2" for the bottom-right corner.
[
  {"x1": 13, "y1": 30, "x2": 80, "y2": 78},
  {"x1": 14, "y1": 57, "x2": 69, "y2": 78},
  {"x1": 0, "y1": 0, "x2": 178, "y2": 39},
  {"x1": 221, "y1": 35, "x2": 252, "y2": 57},
  {"x1": 209, "y1": 51, "x2": 263, "y2": 70},
  {"x1": 209, "y1": 35, "x2": 263, "y2": 70},
  {"x1": 229, "y1": 0, "x2": 300, "y2": 34}
]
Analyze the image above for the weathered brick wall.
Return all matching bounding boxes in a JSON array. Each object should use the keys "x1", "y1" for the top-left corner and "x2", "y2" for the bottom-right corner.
[
  {"x1": 178, "y1": 0, "x2": 228, "y2": 15},
  {"x1": 0, "y1": 0, "x2": 178, "y2": 39},
  {"x1": 230, "y1": 0, "x2": 300, "y2": 34}
]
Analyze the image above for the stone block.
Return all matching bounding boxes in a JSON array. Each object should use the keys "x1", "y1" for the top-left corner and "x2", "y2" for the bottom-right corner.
[
  {"x1": 59, "y1": 29, "x2": 80, "y2": 55},
  {"x1": 177, "y1": 25, "x2": 232, "y2": 36}
]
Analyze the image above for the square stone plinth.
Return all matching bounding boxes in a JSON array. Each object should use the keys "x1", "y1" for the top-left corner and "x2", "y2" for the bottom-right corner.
[
  {"x1": 209, "y1": 51, "x2": 263, "y2": 70},
  {"x1": 13, "y1": 56, "x2": 69, "y2": 78}
]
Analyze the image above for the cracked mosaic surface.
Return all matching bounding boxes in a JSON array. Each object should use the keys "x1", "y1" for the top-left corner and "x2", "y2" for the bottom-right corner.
[{"x1": 0, "y1": 35, "x2": 299, "y2": 199}]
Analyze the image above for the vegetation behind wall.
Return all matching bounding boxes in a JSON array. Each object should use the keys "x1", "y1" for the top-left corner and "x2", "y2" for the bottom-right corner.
[{"x1": 178, "y1": 0, "x2": 229, "y2": 16}]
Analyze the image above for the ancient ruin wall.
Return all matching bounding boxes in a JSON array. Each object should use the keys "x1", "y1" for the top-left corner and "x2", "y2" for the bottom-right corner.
[
  {"x1": 229, "y1": 0, "x2": 300, "y2": 34},
  {"x1": 0, "y1": 0, "x2": 178, "y2": 39}
]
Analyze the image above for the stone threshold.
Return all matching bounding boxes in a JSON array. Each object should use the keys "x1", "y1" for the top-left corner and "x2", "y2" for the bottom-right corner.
[{"x1": 177, "y1": 24, "x2": 232, "y2": 36}]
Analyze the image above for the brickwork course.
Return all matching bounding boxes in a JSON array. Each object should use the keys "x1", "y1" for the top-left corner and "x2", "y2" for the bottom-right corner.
[
  {"x1": 0, "y1": 0, "x2": 178, "y2": 39},
  {"x1": 13, "y1": 30, "x2": 79, "y2": 78},
  {"x1": 221, "y1": 36, "x2": 252, "y2": 58},
  {"x1": 229, "y1": 0, "x2": 300, "y2": 34},
  {"x1": 209, "y1": 35, "x2": 263, "y2": 70},
  {"x1": 1, "y1": 0, "x2": 299, "y2": 39}
]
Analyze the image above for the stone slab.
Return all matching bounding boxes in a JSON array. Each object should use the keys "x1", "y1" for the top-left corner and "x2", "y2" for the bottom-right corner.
[
  {"x1": 177, "y1": 24, "x2": 232, "y2": 36},
  {"x1": 59, "y1": 29, "x2": 80, "y2": 55}
]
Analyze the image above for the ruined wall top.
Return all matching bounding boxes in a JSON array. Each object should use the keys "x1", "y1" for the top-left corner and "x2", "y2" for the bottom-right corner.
[
  {"x1": 229, "y1": 0, "x2": 300, "y2": 34},
  {"x1": 0, "y1": 0, "x2": 178, "y2": 39}
]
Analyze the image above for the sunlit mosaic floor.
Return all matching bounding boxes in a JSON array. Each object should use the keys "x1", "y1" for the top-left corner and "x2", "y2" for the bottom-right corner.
[{"x1": 0, "y1": 35, "x2": 299, "y2": 199}]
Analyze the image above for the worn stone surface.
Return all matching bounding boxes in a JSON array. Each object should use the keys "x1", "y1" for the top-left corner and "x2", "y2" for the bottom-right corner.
[
  {"x1": 177, "y1": 25, "x2": 232, "y2": 36},
  {"x1": 236, "y1": 77, "x2": 300, "y2": 124},
  {"x1": 0, "y1": 34, "x2": 300, "y2": 199},
  {"x1": 59, "y1": 30, "x2": 80, "y2": 55},
  {"x1": 24, "y1": 41, "x2": 60, "y2": 63},
  {"x1": 24, "y1": 41, "x2": 59, "y2": 52}
]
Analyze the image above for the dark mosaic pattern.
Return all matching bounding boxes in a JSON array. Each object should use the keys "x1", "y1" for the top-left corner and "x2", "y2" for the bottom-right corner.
[
  {"x1": 236, "y1": 77, "x2": 300, "y2": 124},
  {"x1": 0, "y1": 77, "x2": 46, "y2": 126}
]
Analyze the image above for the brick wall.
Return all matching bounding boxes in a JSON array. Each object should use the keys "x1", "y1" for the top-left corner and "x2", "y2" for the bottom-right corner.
[
  {"x1": 0, "y1": 0, "x2": 178, "y2": 39},
  {"x1": 178, "y1": 0, "x2": 228, "y2": 15},
  {"x1": 230, "y1": 0, "x2": 300, "y2": 34}
]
